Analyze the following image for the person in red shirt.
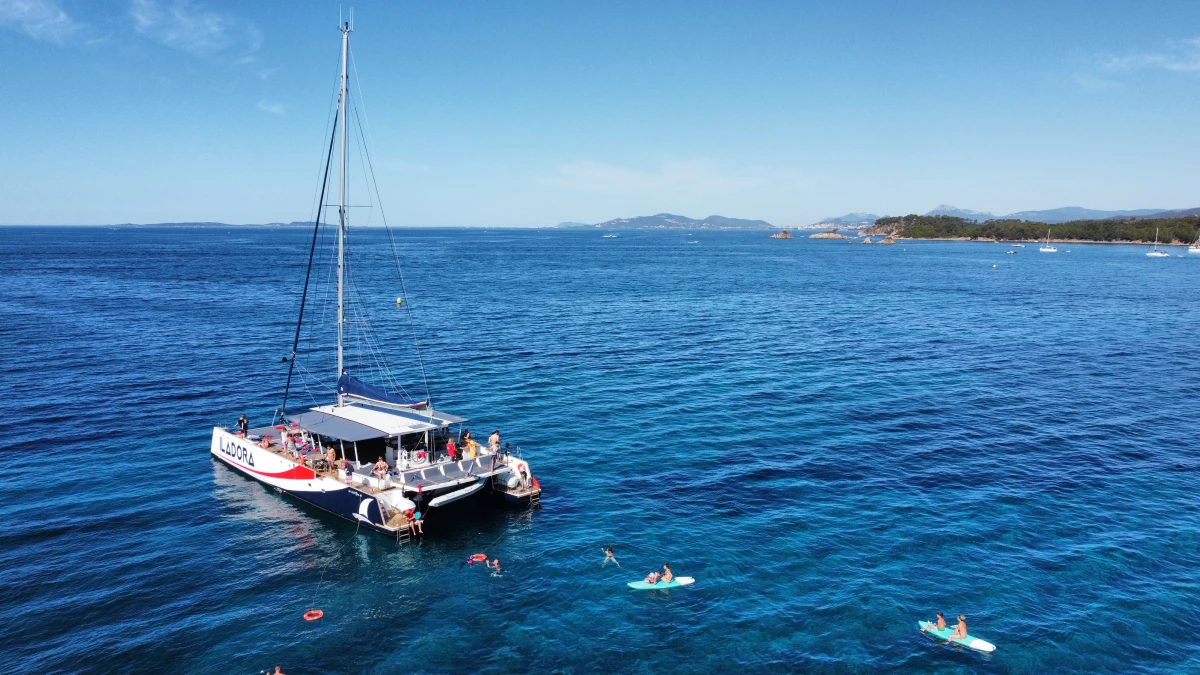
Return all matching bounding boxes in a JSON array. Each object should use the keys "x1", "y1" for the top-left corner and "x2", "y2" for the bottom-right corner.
[{"x1": 446, "y1": 437, "x2": 458, "y2": 460}]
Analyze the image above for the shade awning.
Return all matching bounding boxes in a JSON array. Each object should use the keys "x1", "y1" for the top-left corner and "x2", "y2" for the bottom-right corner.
[{"x1": 290, "y1": 410, "x2": 385, "y2": 442}]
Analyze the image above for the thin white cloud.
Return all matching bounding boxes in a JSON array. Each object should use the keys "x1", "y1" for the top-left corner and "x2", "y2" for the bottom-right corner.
[
  {"x1": 1102, "y1": 37, "x2": 1200, "y2": 73},
  {"x1": 130, "y1": 0, "x2": 260, "y2": 60},
  {"x1": 0, "y1": 0, "x2": 83, "y2": 43},
  {"x1": 256, "y1": 100, "x2": 284, "y2": 115},
  {"x1": 539, "y1": 159, "x2": 757, "y2": 196}
]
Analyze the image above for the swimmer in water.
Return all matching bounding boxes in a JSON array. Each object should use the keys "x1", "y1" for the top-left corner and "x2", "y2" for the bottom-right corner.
[
  {"x1": 487, "y1": 558, "x2": 501, "y2": 571},
  {"x1": 602, "y1": 546, "x2": 619, "y2": 566}
]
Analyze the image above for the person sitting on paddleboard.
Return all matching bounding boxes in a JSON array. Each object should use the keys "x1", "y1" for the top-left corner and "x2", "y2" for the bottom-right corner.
[
  {"x1": 923, "y1": 612, "x2": 947, "y2": 632},
  {"x1": 602, "y1": 547, "x2": 618, "y2": 566},
  {"x1": 950, "y1": 615, "x2": 967, "y2": 642},
  {"x1": 661, "y1": 564, "x2": 673, "y2": 583}
]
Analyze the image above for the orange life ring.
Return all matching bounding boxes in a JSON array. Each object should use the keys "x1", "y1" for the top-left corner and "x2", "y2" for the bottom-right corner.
[
  {"x1": 303, "y1": 609, "x2": 323, "y2": 621},
  {"x1": 471, "y1": 553, "x2": 487, "y2": 562}
]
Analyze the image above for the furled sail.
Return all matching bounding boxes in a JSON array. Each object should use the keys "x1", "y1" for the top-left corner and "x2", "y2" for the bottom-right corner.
[{"x1": 337, "y1": 374, "x2": 428, "y2": 408}]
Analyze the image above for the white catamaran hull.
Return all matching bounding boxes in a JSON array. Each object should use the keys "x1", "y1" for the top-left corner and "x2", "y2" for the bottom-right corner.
[{"x1": 210, "y1": 428, "x2": 512, "y2": 537}]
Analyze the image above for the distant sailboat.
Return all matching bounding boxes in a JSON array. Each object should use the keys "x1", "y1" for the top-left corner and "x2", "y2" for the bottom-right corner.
[
  {"x1": 1147, "y1": 227, "x2": 1171, "y2": 257},
  {"x1": 1189, "y1": 229, "x2": 1200, "y2": 254},
  {"x1": 1039, "y1": 229, "x2": 1058, "y2": 253}
]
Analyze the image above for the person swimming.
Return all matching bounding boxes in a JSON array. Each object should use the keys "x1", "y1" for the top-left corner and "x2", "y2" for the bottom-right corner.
[
  {"x1": 661, "y1": 563, "x2": 673, "y2": 584},
  {"x1": 602, "y1": 547, "x2": 619, "y2": 566}
]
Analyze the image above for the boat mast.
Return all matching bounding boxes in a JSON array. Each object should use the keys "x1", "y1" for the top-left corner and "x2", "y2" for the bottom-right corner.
[{"x1": 337, "y1": 19, "x2": 350, "y2": 404}]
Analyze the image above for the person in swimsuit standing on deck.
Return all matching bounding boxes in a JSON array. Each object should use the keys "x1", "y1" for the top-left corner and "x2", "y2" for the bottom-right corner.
[{"x1": 237, "y1": 414, "x2": 248, "y2": 436}]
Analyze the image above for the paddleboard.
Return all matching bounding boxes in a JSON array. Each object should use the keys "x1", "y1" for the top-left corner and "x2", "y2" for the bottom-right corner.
[
  {"x1": 627, "y1": 576, "x2": 694, "y2": 590},
  {"x1": 918, "y1": 621, "x2": 996, "y2": 653}
]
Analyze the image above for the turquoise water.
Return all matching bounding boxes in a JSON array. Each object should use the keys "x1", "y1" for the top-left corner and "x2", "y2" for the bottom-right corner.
[{"x1": 1, "y1": 227, "x2": 1198, "y2": 674}]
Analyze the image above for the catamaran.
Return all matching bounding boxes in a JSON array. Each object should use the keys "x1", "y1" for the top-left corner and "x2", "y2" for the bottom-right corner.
[
  {"x1": 1039, "y1": 228, "x2": 1057, "y2": 253},
  {"x1": 209, "y1": 20, "x2": 541, "y2": 540},
  {"x1": 1146, "y1": 228, "x2": 1171, "y2": 257}
]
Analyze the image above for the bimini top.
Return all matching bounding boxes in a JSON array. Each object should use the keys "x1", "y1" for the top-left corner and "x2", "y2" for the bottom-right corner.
[
  {"x1": 298, "y1": 402, "x2": 466, "y2": 440},
  {"x1": 337, "y1": 374, "x2": 428, "y2": 408}
]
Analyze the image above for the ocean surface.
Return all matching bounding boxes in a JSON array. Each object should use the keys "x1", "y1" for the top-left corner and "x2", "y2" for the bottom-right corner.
[{"x1": 1, "y1": 226, "x2": 1198, "y2": 675}]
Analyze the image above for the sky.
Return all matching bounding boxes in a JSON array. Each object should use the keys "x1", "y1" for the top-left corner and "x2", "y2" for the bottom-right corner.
[{"x1": 1, "y1": 0, "x2": 1199, "y2": 227}]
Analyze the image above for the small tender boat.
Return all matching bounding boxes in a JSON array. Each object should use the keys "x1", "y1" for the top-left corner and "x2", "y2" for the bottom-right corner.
[
  {"x1": 1147, "y1": 228, "x2": 1170, "y2": 257},
  {"x1": 1005, "y1": 250, "x2": 1015, "y2": 254},
  {"x1": 1013, "y1": 243, "x2": 1026, "y2": 248}
]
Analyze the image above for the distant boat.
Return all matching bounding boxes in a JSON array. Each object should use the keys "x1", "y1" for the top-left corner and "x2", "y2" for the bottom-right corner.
[
  {"x1": 687, "y1": 240, "x2": 699, "y2": 244},
  {"x1": 1006, "y1": 250, "x2": 1015, "y2": 254},
  {"x1": 1189, "y1": 229, "x2": 1200, "y2": 254},
  {"x1": 1039, "y1": 229, "x2": 1058, "y2": 253},
  {"x1": 602, "y1": 234, "x2": 617, "y2": 238},
  {"x1": 1147, "y1": 228, "x2": 1171, "y2": 257},
  {"x1": 1013, "y1": 243, "x2": 1026, "y2": 248}
]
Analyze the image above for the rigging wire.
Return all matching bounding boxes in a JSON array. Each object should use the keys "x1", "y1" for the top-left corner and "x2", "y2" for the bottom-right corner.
[{"x1": 280, "y1": 105, "x2": 340, "y2": 420}]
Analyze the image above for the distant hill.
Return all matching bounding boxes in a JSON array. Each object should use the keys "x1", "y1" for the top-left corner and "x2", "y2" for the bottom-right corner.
[
  {"x1": 866, "y1": 213, "x2": 1199, "y2": 243},
  {"x1": 924, "y1": 205, "x2": 996, "y2": 221},
  {"x1": 578, "y1": 213, "x2": 775, "y2": 229},
  {"x1": 1002, "y1": 207, "x2": 1163, "y2": 223},
  {"x1": 813, "y1": 212, "x2": 880, "y2": 227},
  {"x1": 1124, "y1": 207, "x2": 1200, "y2": 220},
  {"x1": 557, "y1": 221, "x2": 592, "y2": 228}
]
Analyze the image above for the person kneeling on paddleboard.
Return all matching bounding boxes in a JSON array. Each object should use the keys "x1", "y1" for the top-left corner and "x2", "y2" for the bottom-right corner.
[
  {"x1": 644, "y1": 571, "x2": 662, "y2": 585},
  {"x1": 923, "y1": 612, "x2": 948, "y2": 632}
]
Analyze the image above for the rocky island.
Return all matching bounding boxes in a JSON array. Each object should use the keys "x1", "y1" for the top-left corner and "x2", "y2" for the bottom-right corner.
[
  {"x1": 809, "y1": 229, "x2": 849, "y2": 240},
  {"x1": 768, "y1": 230, "x2": 793, "y2": 239}
]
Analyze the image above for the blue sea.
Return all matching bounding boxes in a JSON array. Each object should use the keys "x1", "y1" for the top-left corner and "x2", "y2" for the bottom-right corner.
[{"x1": 1, "y1": 226, "x2": 1198, "y2": 674}]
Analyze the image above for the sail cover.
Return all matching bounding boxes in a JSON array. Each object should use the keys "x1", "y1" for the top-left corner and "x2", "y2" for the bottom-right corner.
[{"x1": 337, "y1": 374, "x2": 428, "y2": 408}]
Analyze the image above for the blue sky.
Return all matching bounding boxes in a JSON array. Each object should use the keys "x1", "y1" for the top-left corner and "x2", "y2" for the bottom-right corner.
[{"x1": 1, "y1": 0, "x2": 1199, "y2": 227}]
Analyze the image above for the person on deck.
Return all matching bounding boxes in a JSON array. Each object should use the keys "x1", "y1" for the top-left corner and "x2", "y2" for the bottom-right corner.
[
  {"x1": 446, "y1": 437, "x2": 458, "y2": 461},
  {"x1": 237, "y1": 414, "x2": 248, "y2": 436},
  {"x1": 406, "y1": 508, "x2": 424, "y2": 535},
  {"x1": 324, "y1": 446, "x2": 337, "y2": 466},
  {"x1": 285, "y1": 433, "x2": 297, "y2": 455},
  {"x1": 488, "y1": 430, "x2": 500, "y2": 454},
  {"x1": 372, "y1": 457, "x2": 389, "y2": 480},
  {"x1": 462, "y1": 430, "x2": 478, "y2": 459},
  {"x1": 661, "y1": 564, "x2": 674, "y2": 584}
]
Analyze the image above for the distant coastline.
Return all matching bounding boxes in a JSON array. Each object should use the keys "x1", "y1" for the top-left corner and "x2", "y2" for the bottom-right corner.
[{"x1": 862, "y1": 214, "x2": 1200, "y2": 245}]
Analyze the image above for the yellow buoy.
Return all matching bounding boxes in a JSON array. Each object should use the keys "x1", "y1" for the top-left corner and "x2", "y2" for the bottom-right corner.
[
  {"x1": 396, "y1": 298, "x2": 403, "y2": 307},
  {"x1": 992, "y1": 264, "x2": 997, "y2": 268}
]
